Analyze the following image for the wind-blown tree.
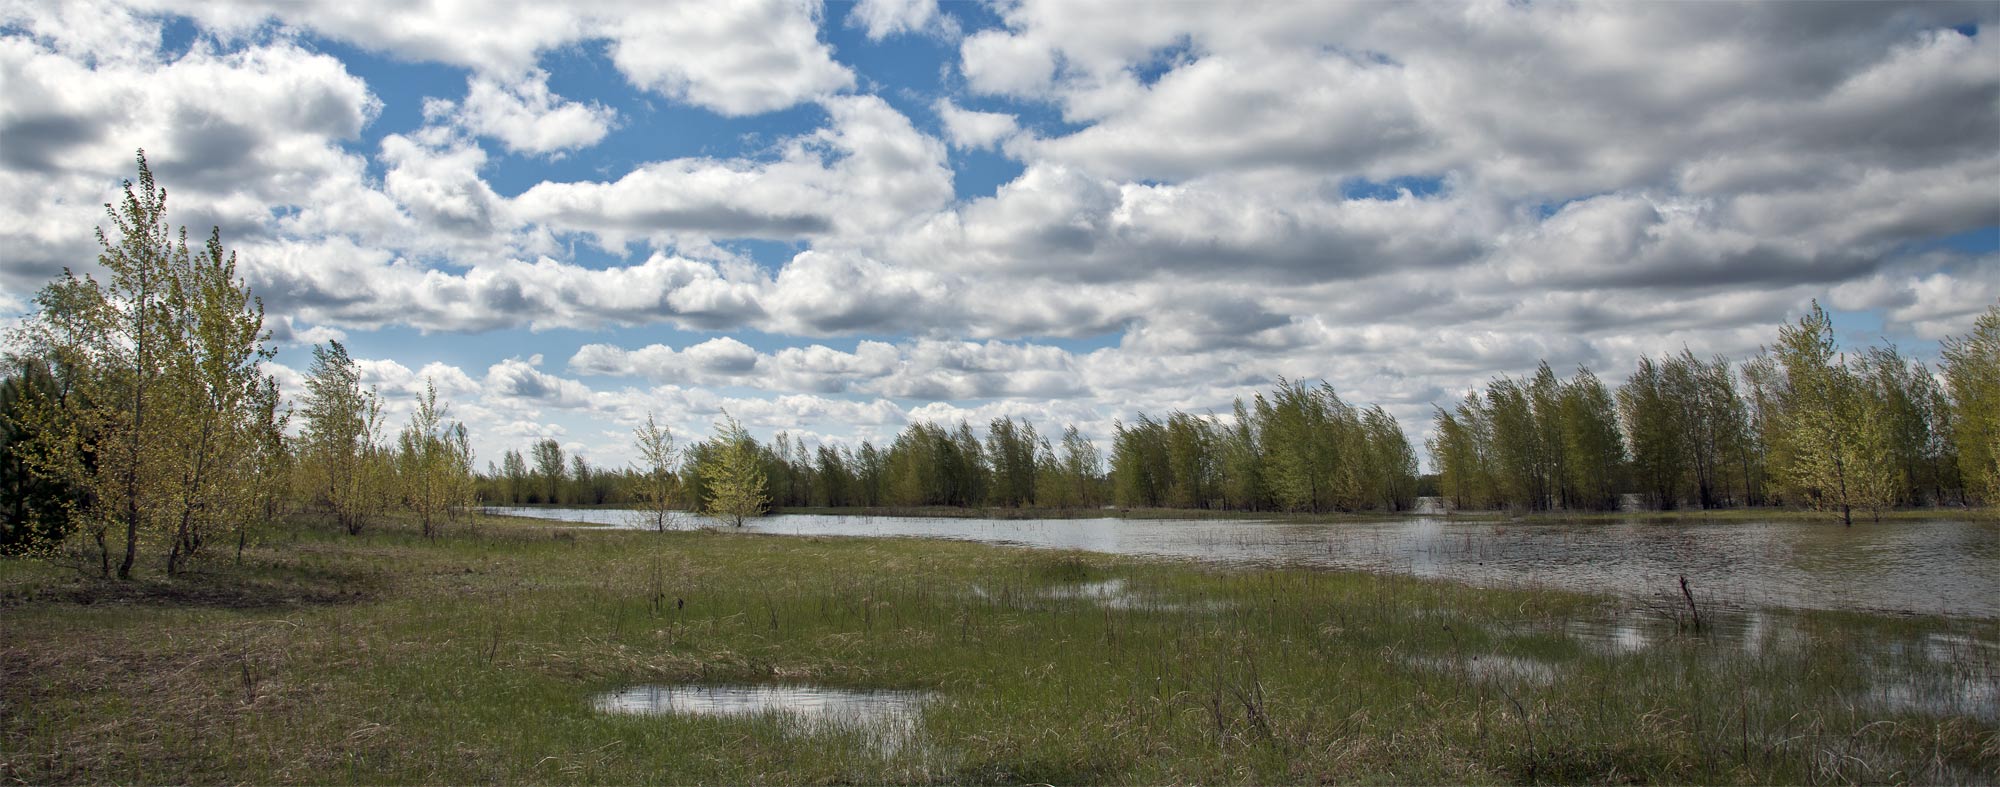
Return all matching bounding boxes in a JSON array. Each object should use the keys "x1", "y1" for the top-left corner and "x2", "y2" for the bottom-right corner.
[
  {"x1": 1111, "y1": 415, "x2": 1170, "y2": 507},
  {"x1": 985, "y1": 416, "x2": 1040, "y2": 507},
  {"x1": 1038, "y1": 426, "x2": 1104, "y2": 508},
  {"x1": 300, "y1": 340, "x2": 384, "y2": 535},
  {"x1": 1940, "y1": 304, "x2": 2000, "y2": 504},
  {"x1": 853, "y1": 441, "x2": 887, "y2": 506},
  {"x1": 1559, "y1": 367, "x2": 1626, "y2": 510},
  {"x1": 1772, "y1": 302, "x2": 1898, "y2": 524},
  {"x1": 1361, "y1": 405, "x2": 1419, "y2": 512},
  {"x1": 703, "y1": 415, "x2": 768, "y2": 526},
  {"x1": 10, "y1": 152, "x2": 281, "y2": 576},
  {"x1": 1217, "y1": 400, "x2": 1268, "y2": 511},
  {"x1": 531, "y1": 438, "x2": 564, "y2": 504},
  {"x1": 631, "y1": 413, "x2": 680, "y2": 532},
  {"x1": 1430, "y1": 395, "x2": 1496, "y2": 511},
  {"x1": 1856, "y1": 345, "x2": 1957, "y2": 505},
  {"x1": 1255, "y1": 380, "x2": 1343, "y2": 512}
]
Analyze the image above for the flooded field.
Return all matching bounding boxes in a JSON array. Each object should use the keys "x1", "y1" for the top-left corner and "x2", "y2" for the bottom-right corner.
[{"x1": 488, "y1": 506, "x2": 2000, "y2": 618}]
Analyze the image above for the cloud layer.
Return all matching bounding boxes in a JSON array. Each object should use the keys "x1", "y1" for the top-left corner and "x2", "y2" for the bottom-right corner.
[{"x1": 1, "y1": 0, "x2": 1994, "y2": 468}]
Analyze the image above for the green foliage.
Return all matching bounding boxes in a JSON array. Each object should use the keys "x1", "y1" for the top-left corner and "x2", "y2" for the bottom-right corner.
[
  {"x1": 1770, "y1": 302, "x2": 1899, "y2": 524},
  {"x1": 0, "y1": 360, "x2": 74, "y2": 554},
  {"x1": 702, "y1": 414, "x2": 768, "y2": 526},
  {"x1": 1940, "y1": 304, "x2": 2000, "y2": 503},
  {"x1": 9, "y1": 151, "x2": 281, "y2": 576},
  {"x1": 631, "y1": 413, "x2": 681, "y2": 531},
  {"x1": 395, "y1": 380, "x2": 474, "y2": 540},
  {"x1": 300, "y1": 340, "x2": 385, "y2": 535}
]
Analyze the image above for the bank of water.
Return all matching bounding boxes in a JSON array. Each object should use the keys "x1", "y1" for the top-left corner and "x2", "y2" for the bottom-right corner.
[{"x1": 487, "y1": 506, "x2": 2000, "y2": 619}]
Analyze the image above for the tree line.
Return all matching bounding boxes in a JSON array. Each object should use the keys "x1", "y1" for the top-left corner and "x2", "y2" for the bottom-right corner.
[{"x1": 1430, "y1": 304, "x2": 1999, "y2": 523}]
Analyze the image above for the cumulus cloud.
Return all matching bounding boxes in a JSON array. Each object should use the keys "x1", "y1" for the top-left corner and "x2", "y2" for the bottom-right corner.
[
  {"x1": 933, "y1": 98, "x2": 1018, "y2": 151},
  {"x1": 447, "y1": 70, "x2": 617, "y2": 156},
  {"x1": 510, "y1": 95, "x2": 950, "y2": 248},
  {"x1": 847, "y1": 0, "x2": 954, "y2": 41}
]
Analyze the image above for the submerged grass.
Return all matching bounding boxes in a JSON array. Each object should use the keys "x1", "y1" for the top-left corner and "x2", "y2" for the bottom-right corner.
[{"x1": 2, "y1": 512, "x2": 1995, "y2": 784}]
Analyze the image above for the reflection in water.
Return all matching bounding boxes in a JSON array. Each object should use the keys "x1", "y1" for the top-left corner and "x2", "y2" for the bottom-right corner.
[
  {"x1": 491, "y1": 507, "x2": 2000, "y2": 618},
  {"x1": 594, "y1": 685, "x2": 934, "y2": 752}
]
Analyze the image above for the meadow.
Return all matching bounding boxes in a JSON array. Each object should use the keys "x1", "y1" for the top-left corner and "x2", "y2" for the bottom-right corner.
[{"x1": 3, "y1": 513, "x2": 1995, "y2": 784}]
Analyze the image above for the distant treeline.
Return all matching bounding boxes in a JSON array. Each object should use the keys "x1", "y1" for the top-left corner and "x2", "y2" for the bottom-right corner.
[
  {"x1": 1433, "y1": 304, "x2": 1997, "y2": 522},
  {"x1": 473, "y1": 301, "x2": 2000, "y2": 526}
]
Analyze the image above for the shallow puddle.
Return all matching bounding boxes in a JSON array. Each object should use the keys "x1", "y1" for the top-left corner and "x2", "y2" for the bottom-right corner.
[{"x1": 593, "y1": 684, "x2": 935, "y2": 752}]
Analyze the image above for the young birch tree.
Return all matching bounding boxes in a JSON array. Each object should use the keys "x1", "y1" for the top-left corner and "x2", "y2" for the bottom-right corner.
[{"x1": 632, "y1": 413, "x2": 680, "y2": 532}]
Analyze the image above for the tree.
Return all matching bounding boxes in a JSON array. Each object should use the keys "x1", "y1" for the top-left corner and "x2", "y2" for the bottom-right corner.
[
  {"x1": 300, "y1": 340, "x2": 383, "y2": 535},
  {"x1": 703, "y1": 414, "x2": 768, "y2": 527},
  {"x1": 0, "y1": 360, "x2": 74, "y2": 555},
  {"x1": 531, "y1": 438, "x2": 565, "y2": 504},
  {"x1": 396, "y1": 380, "x2": 468, "y2": 540},
  {"x1": 9, "y1": 151, "x2": 279, "y2": 575},
  {"x1": 1772, "y1": 302, "x2": 1897, "y2": 524},
  {"x1": 500, "y1": 449, "x2": 528, "y2": 504},
  {"x1": 1940, "y1": 304, "x2": 2000, "y2": 504},
  {"x1": 632, "y1": 413, "x2": 681, "y2": 532}
]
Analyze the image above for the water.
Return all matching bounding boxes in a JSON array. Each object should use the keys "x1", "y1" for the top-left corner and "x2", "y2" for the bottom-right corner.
[
  {"x1": 486, "y1": 507, "x2": 2000, "y2": 619},
  {"x1": 592, "y1": 684, "x2": 934, "y2": 751}
]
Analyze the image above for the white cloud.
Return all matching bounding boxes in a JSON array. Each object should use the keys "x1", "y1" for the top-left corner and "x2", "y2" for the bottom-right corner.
[
  {"x1": 959, "y1": 29, "x2": 1057, "y2": 97},
  {"x1": 450, "y1": 70, "x2": 617, "y2": 156},
  {"x1": 933, "y1": 98, "x2": 1018, "y2": 151},
  {"x1": 847, "y1": 0, "x2": 953, "y2": 41}
]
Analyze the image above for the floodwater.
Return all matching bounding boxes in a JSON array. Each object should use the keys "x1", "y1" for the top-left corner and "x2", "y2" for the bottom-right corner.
[
  {"x1": 593, "y1": 684, "x2": 934, "y2": 751},
  {"x1": 487, "y1": 505, "x2": 2000, "y2": 618}
]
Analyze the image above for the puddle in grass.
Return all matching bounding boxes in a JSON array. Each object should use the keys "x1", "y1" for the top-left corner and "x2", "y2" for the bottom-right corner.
[{"x1": 593, "y1": 684, "x2": 935, "y2": 753}]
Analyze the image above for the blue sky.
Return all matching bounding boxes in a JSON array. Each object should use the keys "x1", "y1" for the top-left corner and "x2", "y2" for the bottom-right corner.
[{"x1": 2, "y1": 0, "x2": 1995, "y2": 469}]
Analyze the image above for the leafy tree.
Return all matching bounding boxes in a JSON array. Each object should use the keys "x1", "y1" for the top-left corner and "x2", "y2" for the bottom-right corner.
[
  {"x1": 632, "y1": 413, "x2": 681, "y2": 531},
  {"x1": 396, "y1": 380, "x2": 469, "y2": 540},
  {"x1": 301, "y1": 340, "x2": 384, "y2": 535},
  {"x1": 0, "y1": 360, "x2": 74, "y2": 555},
  {"x1": 10, "y1": 151, "x2": 280, "y2": 575},
  {"x1": 1940, "y1": 304, "x2": 2000, "y2": 504},
  {"x1": 703, "y1": 414, "x2": 768, "y2": 526},
  {"x1": 1772, "y1": 302, "x2": 1897, "y2": 524},
  {"x1": 531, "y1": 438, "x2": 564, "y2": 504},
  {"x1": 1558, "y1": 367, "x2": 1625, "y2": 511},
  {"x1": 500, "y1": 449, "x2": 528, "y2": 504},
  {"x1": 985, "y1": 416, "x2": 1039, "y2": 507}
]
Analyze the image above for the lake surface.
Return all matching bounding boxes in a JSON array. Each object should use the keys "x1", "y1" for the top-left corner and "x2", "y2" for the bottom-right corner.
[{"x1": 487, "y1": 506, "x2": 2000, "y2": 618}]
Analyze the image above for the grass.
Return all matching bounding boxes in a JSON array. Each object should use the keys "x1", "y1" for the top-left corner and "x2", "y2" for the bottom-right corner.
[{"x1": 2, "y1": 511, "x2": 1995, "y2": 784}]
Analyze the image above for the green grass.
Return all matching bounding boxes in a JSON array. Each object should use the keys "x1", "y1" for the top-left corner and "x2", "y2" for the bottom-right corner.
[{"x1": 2, "y1": 512, "x2": 1994, "y2": 784}]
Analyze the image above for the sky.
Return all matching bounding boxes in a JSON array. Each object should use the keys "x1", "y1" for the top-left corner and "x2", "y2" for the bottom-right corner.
[{"x1": 1, "y1": 0, "x2": 1996, "y2": 472}]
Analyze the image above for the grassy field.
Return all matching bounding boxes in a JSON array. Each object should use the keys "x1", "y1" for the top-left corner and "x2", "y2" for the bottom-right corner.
[{"x1": 3, "y1": 512, "x2": 1995, "y2": 784}]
